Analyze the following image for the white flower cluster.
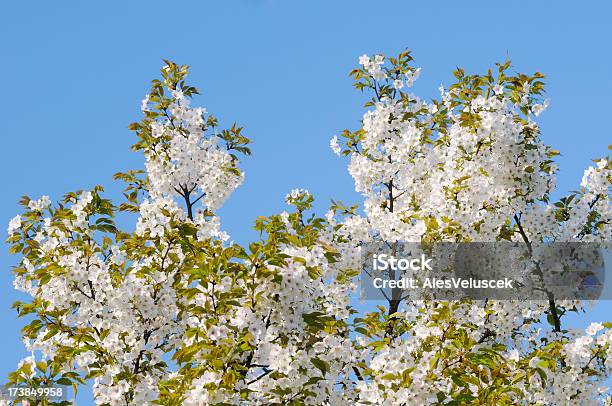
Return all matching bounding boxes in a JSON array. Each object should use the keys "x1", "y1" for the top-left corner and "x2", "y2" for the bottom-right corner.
[
  {"x1": 71, "y1": 191, "x2": 94, "y2": 228},
  {"x1": 174, "y1": 237, "x2": 357, "y2": 405},
  {"x1": 135, "y1": 197, "x2": 184, "y2": 238},
  {"x1": 28, "y1": 195, "x2": 51, "y2": 212},
  {"x1": 358, "y1": 54, "x2": 386, "y2": 81},
  {"x1": 557, "y1": 158, "x2": 611, "y2": 241},
  {"x1": 285, "y1": 188, "x2": 311, "y2": 205},
  {"x1": 330, "y1": 135, "x2": 341, "y2": 156},
  {"x1": 340, "y1": 90, "x2": 560, "y2": 242},
  {"x1": 10, "y1": 191, "x2": 192, "y2": 404},
  {"x1": 7, "y1": 214, "x2": 21, "y2": 235},
  {"x1": 144, "y1": 88, "x2": 243, "y2": 212},
  {"x1": 7, "y1": 196, "x2": 52, "y2": 234}
]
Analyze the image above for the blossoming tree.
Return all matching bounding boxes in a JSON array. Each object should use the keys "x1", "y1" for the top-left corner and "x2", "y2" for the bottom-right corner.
[{"x1": 6, "y1": 52, "x2": 612, "y2": 405}]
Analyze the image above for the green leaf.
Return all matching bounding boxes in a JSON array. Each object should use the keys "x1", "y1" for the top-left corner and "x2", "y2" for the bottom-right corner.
[{"x1": 311, "y1": 357, "x2": 330, "y2": 374}]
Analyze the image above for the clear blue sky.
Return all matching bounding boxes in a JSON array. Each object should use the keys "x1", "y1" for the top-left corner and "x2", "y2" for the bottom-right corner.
[{"x1": 1, "y1": 1, "x2": 610, "y2": 402}]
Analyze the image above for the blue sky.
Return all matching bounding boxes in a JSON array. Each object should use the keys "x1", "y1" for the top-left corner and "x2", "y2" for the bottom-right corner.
[{"x1": 1, "y1": 0, "x2": 611, "y2": 402}]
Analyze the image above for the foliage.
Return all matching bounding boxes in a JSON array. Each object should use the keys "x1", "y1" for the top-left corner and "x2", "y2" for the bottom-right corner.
[{"x1": 6, "y1": 53, "x2": 612, "y2": 405}]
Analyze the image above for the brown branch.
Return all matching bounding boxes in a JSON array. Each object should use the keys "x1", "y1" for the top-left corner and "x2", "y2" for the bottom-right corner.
[{"x1": 514, "y1": 214, "x2": 561, "y2": 332}]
